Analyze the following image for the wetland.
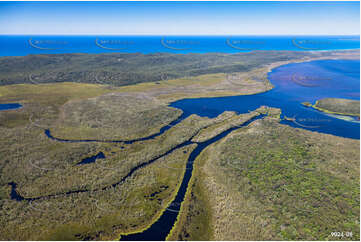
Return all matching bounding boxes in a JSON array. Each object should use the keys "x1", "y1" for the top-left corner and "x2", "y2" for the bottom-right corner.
[{"x1": 0, "y1": 49, "x2": 359, "y2": 240}]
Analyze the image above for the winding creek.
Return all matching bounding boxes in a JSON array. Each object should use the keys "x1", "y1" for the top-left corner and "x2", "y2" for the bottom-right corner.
[
  {"x1": 0, "y1": 103, "x2": 22, "y2": 111},
  {"x1": 4, "y1": 59, "x2": 360, "y2": 240},
  {"x1": 8, "y1": 112, "x2": 261, "y2": 201},
  {"x1": 119, "y1": 114, "x2": 265, "y2": 240},
  {"x1": 44, "y1": 112, "x2": 189, "y2": 144}
]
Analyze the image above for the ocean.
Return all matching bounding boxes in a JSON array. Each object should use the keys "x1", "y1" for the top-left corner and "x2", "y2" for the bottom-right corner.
[{"x1": 0, "y1": 35, "x2": 359, "y2": 57}]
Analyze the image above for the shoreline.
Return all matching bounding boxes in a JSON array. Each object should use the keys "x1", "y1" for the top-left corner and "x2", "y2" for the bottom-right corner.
[
  {"x1": 302, "y1": 101, "x2": 360, "y2": 118},
  {"x1": 0, "y1": 50, "x2": 359, "y2": 240},
  {"x1": 162, "y1": 51, "x2": 359, "y2": 105}
]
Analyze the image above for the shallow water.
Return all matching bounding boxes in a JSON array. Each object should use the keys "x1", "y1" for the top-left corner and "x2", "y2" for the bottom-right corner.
[
  {"x1": 120, "y1": 59, "x2": 360, "y2": 241},
  {"x1": 6, "y1": 59, "x2": 359, "y2": 241},
  {"x1": 170, "y1": 60, "x2": 360, "y2": 139}
]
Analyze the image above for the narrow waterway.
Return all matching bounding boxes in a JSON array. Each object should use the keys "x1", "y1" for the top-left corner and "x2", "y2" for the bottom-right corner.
[
  {"x1": 0, "y1": 103, "x2": 22, "y2": 111},
  {"x1": 6, "y1": 59, "x2": 359, "y2": 241},
  {"x1": 119, "y1": 59, "x2": 360, "y2": 240},
  {"x1": 8, "y1": 113, "x2": 264, "y2": 242},
  {"x1": 44, "y1": 112, "x2": 188, "y2": 144},
  {"x1": 119, "y1": 114, "x2": 265, "y2": 240},
  {"x1": 9, "y1": 112, "x2": 246, "y2": 201}
]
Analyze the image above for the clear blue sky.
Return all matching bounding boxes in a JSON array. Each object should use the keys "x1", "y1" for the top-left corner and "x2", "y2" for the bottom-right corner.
[{"x1": 0, "y1": 1, "x2": 359, "y2": 35}]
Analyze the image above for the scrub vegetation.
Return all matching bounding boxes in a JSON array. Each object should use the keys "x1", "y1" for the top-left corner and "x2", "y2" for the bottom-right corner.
[
  {"x1": 313, "y1": 98, "x2": 360, "y2": 117},
  {"x1": 0, "y1": 49, "x2": 359, "y2": 240},
  {"x1": 0, "y1": 51, "x2": 329, "y2": 86},
  {"x1": 171, "y1": 114, "x2": 359, "y2": 241},
  {"x1": 0, "y1": 79, "x2": 267, "y2": 240}
]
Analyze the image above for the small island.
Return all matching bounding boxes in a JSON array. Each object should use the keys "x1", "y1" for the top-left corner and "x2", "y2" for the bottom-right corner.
[
  {"x1": 302, "y1": 98, "x2": 360, "y2": 117},
  {"x1": 301, "y1": 101, "x2": 313, "y2": 107}
]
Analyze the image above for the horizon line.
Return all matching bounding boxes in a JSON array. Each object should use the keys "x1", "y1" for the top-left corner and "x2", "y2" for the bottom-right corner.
[{"x1": 1, "y1": 34, "x2": 360, "y2": 36}]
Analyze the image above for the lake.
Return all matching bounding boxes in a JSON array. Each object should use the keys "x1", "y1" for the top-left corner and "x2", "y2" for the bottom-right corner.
[
  {"x1": 3, "y1": 54, "x2": 359, "y2": 241},
  {"x1": 170, "y1": 59, "x2": 360, "y2": 139},
  {"x1": 119, "y1": 58, "x2": 360, "y2": 241}
]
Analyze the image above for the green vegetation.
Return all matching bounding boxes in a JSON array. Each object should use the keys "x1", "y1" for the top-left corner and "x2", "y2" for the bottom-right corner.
[
  {"x1": 192, "y1": 111, "x2": 257, "y2": 143},
  {"x1": 1, "y1": 106, "x2": 223, "y2": 240},
  {"x1": 184, "y1": 115, "x2": 360, "y2": 241},
  {"x1": 302, "y1": 98, "x2": 360, "y2": 121},
  {"x1": 0, "y1": 78, "x2": 262, "y2": 239},
  {"x1": 1, "y1": 50, "x2": 358, "y2": 88},
  {"x1": 166, "y1": 153, "x2": 213, "y2": 241},
  {"x1": 0, "y1": 83, "x2": 111, "y2": 128},
  {"x1": 0, "y1": 51, "x2": 321, "y2": 86},
  {"x1": 313, "y1": 98, "x2": 360, "y2": 117},
  {"x1": 1, "y1": 143, "x2": 195, "y2": 240},
  {"x1": 0, "y1": 49, "x2": 359, "y2": 240},
  {"x1": 167, "y1": 108, "x2": 277, "y2": 241},
  {"x1": 50, "y1": 93, "x2": 182, "y2": 140}
]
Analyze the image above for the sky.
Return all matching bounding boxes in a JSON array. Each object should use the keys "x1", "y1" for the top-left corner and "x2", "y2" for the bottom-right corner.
[{"x1": 0, "y1": 1, "x2": 359, "y2": 35}]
